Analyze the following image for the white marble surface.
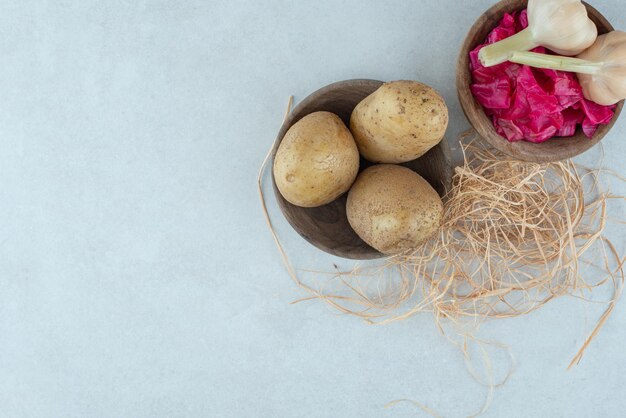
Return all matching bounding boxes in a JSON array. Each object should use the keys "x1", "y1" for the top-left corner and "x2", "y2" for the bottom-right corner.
[{"x1": 0, "y1": 1, "x2": 624, "y2": 417}]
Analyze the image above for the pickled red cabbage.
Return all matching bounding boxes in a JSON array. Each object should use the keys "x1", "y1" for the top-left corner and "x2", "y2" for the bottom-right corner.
[{"x1": 470, "y1": 10, "x2": 615, "y2": 143}]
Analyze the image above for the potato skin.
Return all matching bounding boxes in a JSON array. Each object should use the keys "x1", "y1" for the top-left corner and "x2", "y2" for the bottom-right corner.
[
  {"x1": 350, "y1": 80, "x2": 448, "y2": 164},
  {"x1": 273, "y1": 111, "x2": 360, "y2": 208},
  {"x1": 347, "y1": 165, "x2": 443, "y2": 255}
]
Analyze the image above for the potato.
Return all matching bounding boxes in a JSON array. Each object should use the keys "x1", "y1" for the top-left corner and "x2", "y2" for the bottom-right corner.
[
  {"x1": 350, "y1": 80, "x2": 448, "y2": 163},
  {"x1": 273, "y1": 111, "x2": 360, "y2": 208},
  {"x1": 347, "y1": 165, "x2": 443, "y2": 255}
]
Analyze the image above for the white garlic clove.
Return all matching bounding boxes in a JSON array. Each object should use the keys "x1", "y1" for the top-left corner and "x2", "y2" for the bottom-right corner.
[
  {"x1": 578, "y1": 31, "x2": 626, "y2": 106},
  {"x1": 529, "y1": 0, "x2": 598, "y2": 56}
]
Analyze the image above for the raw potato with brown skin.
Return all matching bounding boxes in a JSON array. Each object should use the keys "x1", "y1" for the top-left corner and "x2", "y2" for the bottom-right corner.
[
  {"x1": 347, "y1": 165, "x2": 444, "y2": 255},
  {"x1": 273, "y1": 111, "x2": 360, "y2": 208},
  {"x1": 350, "y1": 80, "x2": 449, "y2": 163}
]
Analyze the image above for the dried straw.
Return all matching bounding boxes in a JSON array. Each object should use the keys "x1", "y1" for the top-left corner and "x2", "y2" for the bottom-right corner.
[{"x1": 258, "y1": 100, "x2": 625, "y2": 414}]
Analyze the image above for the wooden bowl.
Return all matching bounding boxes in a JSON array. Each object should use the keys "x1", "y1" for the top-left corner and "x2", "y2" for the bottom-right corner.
[
  {"x1": 271, "y1": 79, "x2": 453, "y2": 260},
  {"x1": 457, "y1": 0, "x2": 624, "y2": 163}
]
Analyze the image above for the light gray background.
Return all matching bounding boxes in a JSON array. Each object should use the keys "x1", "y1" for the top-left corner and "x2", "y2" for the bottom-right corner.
[{"x1": 0, "y1": 1, "x2": 624, "y2": 417}]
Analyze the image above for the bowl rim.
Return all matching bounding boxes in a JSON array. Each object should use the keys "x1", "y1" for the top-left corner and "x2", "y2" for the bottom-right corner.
[
  {"x1": 283, "y1": 79, "x2": 385, "y2": 126},
  {"x1": 456, "y1": 0, "x2": 624, "y2": 163}
]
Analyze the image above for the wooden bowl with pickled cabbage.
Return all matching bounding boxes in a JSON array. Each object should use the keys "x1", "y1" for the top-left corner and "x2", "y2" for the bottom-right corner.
[{"x1": 456, "y1": 0, "x2": 623, "y2": 163}]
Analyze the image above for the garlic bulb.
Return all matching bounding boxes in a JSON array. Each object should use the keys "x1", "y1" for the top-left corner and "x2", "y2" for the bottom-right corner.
[
  {"x1": 578, "y1": 31, "x2": 626, "y2": 106},
  {"x1": 509, "y1": 31, "x2": 626, "y2": 106},
  {"x1": 479, "y1": 0, "x2": 597, "y2": 67}
]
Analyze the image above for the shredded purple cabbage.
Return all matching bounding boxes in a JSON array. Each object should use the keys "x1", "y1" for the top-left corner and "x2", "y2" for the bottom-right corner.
[{"x1": 470, "y1": 10, "x2": 615, "y2": 143}]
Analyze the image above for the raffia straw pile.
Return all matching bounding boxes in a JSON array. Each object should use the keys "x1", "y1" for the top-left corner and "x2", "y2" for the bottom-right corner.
[{"x1": 259, "y1": 123, "x2": 625, "y2": 368}]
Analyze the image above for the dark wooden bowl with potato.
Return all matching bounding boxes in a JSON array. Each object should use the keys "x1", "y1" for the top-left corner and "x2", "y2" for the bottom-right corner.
[{"x1": 271, "y1": 79, "x2": 453, "y2": 260}]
